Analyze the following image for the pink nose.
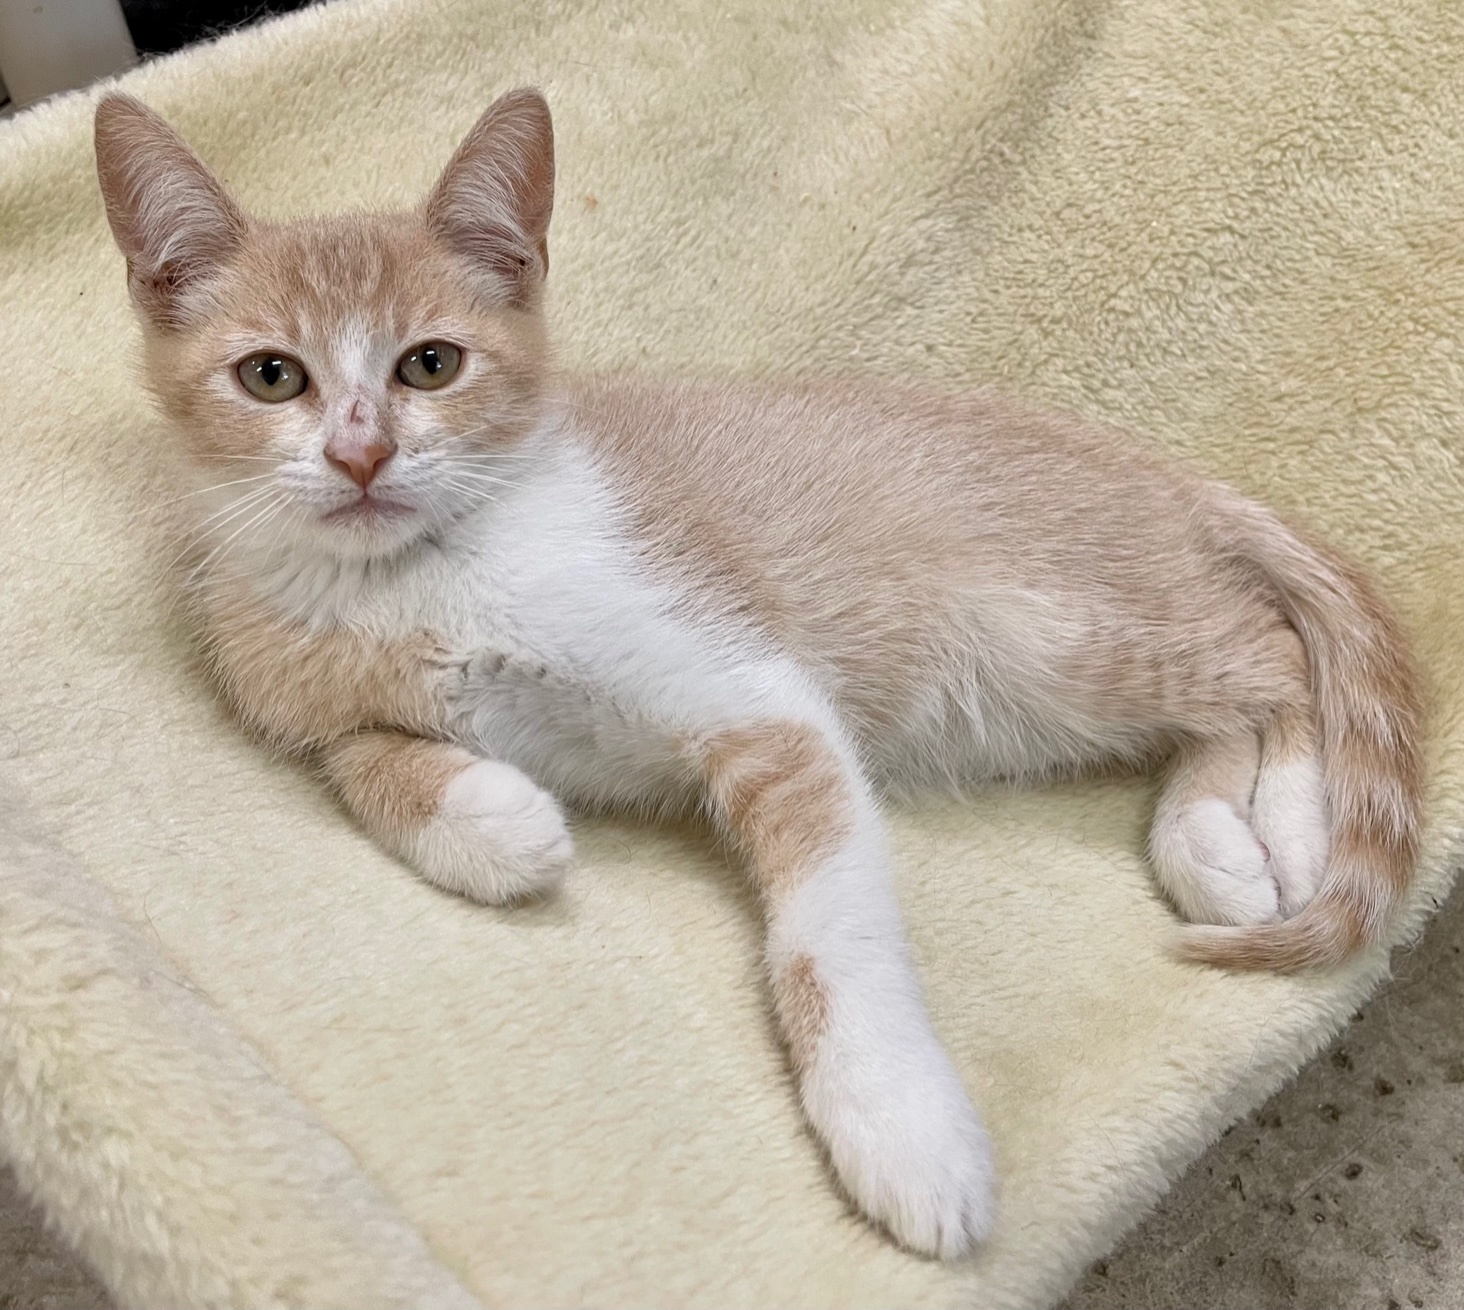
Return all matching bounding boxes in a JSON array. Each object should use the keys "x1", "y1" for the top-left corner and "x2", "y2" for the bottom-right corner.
[{"x1": 325, "y1": 438, "x2": 395, "y2": 489}]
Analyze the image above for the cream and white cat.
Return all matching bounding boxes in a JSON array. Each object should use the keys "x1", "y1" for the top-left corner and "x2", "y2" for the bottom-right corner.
[{"x1": 95, "y1": 89, "x2": 1422, "y2": 1259}]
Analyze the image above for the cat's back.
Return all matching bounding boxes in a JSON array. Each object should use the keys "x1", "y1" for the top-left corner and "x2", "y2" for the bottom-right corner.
[{"x1": 563, "y1": 373, "x2": 1209, "y2": 595}]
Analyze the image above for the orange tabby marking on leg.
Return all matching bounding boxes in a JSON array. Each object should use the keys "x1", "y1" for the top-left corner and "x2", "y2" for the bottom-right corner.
[
  {"x1": 692, "y1": 723, "x2": 851, "y2": 901},
  {"x1": 772, "y1": 954, "x2": 831, "y2": 1074},
  {"x1": 322, "y1": 732, "x2": 473, "y2": 833}
]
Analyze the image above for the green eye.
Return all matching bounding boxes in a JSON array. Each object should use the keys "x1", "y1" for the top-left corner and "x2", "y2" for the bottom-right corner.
[
  {"x1": 238, "y1": 353, "x2": 308, "y2": 402},
  {"x1": 397, "y1": 341, "x2": 462, "y2": 390}
]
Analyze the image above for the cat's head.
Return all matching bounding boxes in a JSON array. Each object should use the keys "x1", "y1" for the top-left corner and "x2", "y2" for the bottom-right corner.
[{"x1": 95, "y1": 89, "x2": 555, "y2": 562}]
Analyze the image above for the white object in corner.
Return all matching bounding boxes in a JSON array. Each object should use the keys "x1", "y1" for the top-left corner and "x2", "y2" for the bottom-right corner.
[{"x1": 0, "y1": 0, "x2": 135, "y2": 108}]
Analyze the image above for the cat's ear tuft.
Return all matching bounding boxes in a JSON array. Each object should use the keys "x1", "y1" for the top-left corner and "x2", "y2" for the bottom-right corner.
[
  {"x1": 94, "y1": 94, "x2": 248, "y2": 330},
  {"x1": 425, "y1": 88, "x2": 555, "y2": 309}
]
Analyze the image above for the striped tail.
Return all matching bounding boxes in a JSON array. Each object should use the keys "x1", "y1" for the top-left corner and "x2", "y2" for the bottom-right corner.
[{"x1": 1177, "y1": 488, "x2": 1423, "y2": 972}]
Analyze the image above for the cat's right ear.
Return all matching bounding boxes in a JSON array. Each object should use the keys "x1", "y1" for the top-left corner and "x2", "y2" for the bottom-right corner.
[
  {"x1": 94, "y1": 94, "x2": 248, "y2": 330},
  {"x1": 425, "y1": 88, "x2": 555, "y2": 310}
]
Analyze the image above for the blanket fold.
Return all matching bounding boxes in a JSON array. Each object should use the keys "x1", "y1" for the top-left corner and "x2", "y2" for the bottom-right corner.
[{"x1": 1, "y1": 0, "x2": 1461, "y2": 1305}]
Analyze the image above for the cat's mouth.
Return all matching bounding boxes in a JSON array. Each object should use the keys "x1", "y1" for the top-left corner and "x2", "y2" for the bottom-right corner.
[{"x1": 322, "y1": 496, "x2": 415, "y2": 523}]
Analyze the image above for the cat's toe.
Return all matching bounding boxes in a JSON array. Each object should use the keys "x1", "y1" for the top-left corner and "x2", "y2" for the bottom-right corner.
[
  {"x1": 878, "y1": 1113, "x2": 996, "y2": 1259},
  {"x1": 844, "y1": 1081, "x2": 996, "y2": 1260}
]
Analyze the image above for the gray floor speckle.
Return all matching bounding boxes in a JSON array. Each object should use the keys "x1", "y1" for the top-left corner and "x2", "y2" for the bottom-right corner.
[
  {"x1": 1, "y1": 882, "x2": 1460, "y2": 1309},
  {"x1": 1062, "y1": 877, "x2": 1464, "y2": 1310},
  {"x1": 0, "y1": 1171, "x2": 110, "y2": 1309}
]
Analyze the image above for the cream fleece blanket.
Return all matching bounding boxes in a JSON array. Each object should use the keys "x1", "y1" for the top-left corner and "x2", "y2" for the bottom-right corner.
[{"x1": 2, "y1": 1, "x2": 1462, "y2": 1306}]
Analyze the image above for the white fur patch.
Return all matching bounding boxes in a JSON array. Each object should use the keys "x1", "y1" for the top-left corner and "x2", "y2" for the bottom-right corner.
[
  {"x1": 1150, "y1": 797, "x2": 1281, "y2": 927},
  {"x1": 402, "y1": 760, "x2": 572, "y2": 904},
  {"x1": 1251, "y1": 755, "x2": 1330, "y2": 918}
]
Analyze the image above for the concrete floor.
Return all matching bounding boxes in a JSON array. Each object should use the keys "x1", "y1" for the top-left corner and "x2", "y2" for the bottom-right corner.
[
  {"x1": 1, "y1": 883, "x2": 1460, "y2": 1309},
  {"x1": 0, "y1": 1176, "x2": 109, "y2": 1310},
  {"x1": 1062, "y1": 879, "x2": 1464, "y2": 1310}
]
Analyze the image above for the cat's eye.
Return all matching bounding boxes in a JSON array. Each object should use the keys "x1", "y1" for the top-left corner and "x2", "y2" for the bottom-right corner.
[
  {"x1": 237, "y1": 353, "x2": 308, "y2": 402},
  {"x1": 396, "y1": 342, "x2": 462, "y2": 391}
]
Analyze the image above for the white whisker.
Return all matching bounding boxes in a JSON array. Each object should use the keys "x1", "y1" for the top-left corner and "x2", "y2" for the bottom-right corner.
[
  {"x1": 154, "y1": 486, "x2": 279, "y2": 584},
  {"x1": 436, "y1": 469, "x2": 524, "y2": 492},
  {"x1": 193, "y1": 485, "x2": 277, "y2": 533},
  {"x1": 189, "y1": 492, "x2": 290, "y2": 579},
  {"x1": 146, "y1": 473, "x2": 275, "y2": 513},
  {"x1": 439, "y1": 482, "x2": 499, "y2": 503}
]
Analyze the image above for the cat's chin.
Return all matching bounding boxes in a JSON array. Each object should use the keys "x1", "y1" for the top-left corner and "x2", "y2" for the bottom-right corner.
[
  {"x1": 321, "y1": 496, "x2": 415, "y2": 524},
  {"x1": 307, "y1": 503, "x2": 434, "y2": 562}
]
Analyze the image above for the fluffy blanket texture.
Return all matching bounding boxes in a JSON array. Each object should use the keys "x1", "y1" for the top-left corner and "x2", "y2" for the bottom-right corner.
[{"x1": 1, "y1": 0, "x2": 1461, "y2": 1305}]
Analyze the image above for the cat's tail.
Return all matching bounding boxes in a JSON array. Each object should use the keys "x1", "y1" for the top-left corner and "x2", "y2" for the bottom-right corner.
[{"x1": 1176, "y1": 487, "x2": 1423, "y2": 972}]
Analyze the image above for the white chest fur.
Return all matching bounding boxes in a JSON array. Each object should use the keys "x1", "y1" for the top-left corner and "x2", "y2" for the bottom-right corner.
[{"x1": 249, "y1": 439, "x2": 816, "y2": 809}]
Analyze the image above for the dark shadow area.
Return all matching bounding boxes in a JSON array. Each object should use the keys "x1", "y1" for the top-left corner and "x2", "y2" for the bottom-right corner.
[
  {"x1": 0, "y1": 1168, "x2": 112, "y2": 1310},
  {"x1": 120, "y1": 0, "x2": 319, "y2": 58}
]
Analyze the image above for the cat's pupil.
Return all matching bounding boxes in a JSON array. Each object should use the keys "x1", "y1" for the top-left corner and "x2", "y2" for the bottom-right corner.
[
  {"x1": 260, "y1": 358, "x2": 282, "y2": 387},
  {"x1": 422, "y1": 348, "x2": 440, "y2": 375}
]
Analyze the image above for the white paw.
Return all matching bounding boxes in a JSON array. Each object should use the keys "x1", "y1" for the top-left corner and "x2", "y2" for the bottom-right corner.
[
  {"x1": 1252, "y1": 756, "x2": 1330, "y2": 918},
  {"x1": 1152, "y1": 798, "x2": 1280, "y2": 927},
  {"x1": 806, "y1": 1026, "x2": 996, "y2": 1260},
  {"x1": 405, "y1": 760, "x2": 572, "y2": 904}
]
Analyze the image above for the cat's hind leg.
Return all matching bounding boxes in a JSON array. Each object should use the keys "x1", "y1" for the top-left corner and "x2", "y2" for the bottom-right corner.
[
  {"x1": 321, "y1": 731, "x2": 572, "y2": 903},
  {"x1": 1151, "y1": 614, "x2": 1329, "y2": 926},
  {"x1": 1250, "y1": 701, "x2": 1330, "y2": 918},
  {"x1": 1149, "y1": 730, "x2": 1280, "y2": 926}
]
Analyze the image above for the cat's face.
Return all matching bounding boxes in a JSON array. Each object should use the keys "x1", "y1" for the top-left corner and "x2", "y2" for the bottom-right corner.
[
  {"x1": 95, "y1": 90, "x2": 555, "y2": 562},
  {"x1": 145, "y1": 215, "x2": 548, "y2": 560}
]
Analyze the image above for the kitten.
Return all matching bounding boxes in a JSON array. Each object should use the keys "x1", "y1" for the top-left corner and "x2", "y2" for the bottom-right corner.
[{"x1": 95, "y1": 88, "x2": 1422, "y2": 1260}]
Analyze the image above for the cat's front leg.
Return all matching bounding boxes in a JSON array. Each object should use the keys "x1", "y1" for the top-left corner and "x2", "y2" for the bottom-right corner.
[
  {"x1": 322, "y1": 731, "x2": 572, "y2": 903},
  {"x1": 689, "y1": 722, "x2": 996, "y2": 1259}
]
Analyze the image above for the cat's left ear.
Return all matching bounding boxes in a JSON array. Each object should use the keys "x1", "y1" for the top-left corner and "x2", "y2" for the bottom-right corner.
[{"x1": 425, "y1": 88, "x2": 555, "y2": 309}]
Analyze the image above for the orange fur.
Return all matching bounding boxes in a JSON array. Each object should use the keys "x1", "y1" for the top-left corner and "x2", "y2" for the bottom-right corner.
[
  {"x1": 1176, "y1": 495, "x2": 1423, "y2": 970},
  {"x1": 691, "y1": 725, "x2": 845, "y2": 1079},
  {"x1": 195, "y1": 582, "x2": 448, "y2": 751},
  {"x1": 771, "y1": 955, "x2": 831, "y2": 1075},
  {"x1": 322, "y1": 732, "x2": 475, "y2": 848},
  {"x1": 573, "y1": 378, "x2": 1316, "y2": 754},
  {"x1": 692, "y1": 723, "x2": 852, "y2": 902}
]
